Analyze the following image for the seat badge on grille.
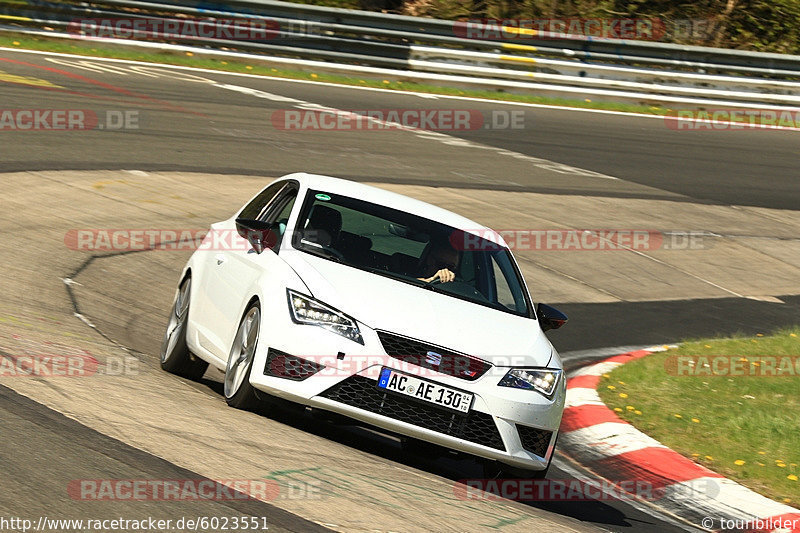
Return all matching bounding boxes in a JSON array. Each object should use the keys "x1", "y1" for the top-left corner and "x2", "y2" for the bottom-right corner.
[{"x1": 425, "y1": 351, "x2": 442, "y2": 366}]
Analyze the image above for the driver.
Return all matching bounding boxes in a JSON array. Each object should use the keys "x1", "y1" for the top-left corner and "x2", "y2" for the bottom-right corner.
[{"x1": 417, "y1": 238, "x2": 459, "y2": 284}]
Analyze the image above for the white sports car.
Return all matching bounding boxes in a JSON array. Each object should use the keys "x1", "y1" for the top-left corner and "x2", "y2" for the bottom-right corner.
[{"x1": 160, "y1": 173, "x2": 567, "y2": 476}]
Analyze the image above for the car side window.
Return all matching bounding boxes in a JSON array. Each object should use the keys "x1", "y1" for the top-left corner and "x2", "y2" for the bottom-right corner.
[
  {"x1": 239, "y1": 181, "x2": 288, "y2": 221},
  {"x1": 262, "y1": 188, "x2": 298, "y2": 251}
]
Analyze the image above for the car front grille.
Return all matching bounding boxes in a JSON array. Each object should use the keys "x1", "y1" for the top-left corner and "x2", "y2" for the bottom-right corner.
[
  {"x1": 516, "y1": 424, "x2": 552, "y2": 458},
  {"x1": 319, "y1": 375, "x2": 505, "y2": 451},
  {"x1": 376, "y1": 331, "x2": 492, "y2": 381}
]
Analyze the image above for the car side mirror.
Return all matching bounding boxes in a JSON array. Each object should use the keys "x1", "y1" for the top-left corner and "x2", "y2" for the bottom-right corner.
[
  {"x1": 235, "y1": 218, "x2": 278, "y2": 254},
  {"x1": 537, "y1": 303, "x2": 568, "y2": 332}
]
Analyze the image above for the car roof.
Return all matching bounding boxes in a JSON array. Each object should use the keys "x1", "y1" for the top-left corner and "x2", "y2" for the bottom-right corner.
[{"x1": 281, "y1": 172, "x2": 495, "y2": 237}]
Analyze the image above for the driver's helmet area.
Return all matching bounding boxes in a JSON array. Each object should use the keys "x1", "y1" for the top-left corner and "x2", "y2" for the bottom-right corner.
[{"x1": 416, "y1": 234, "x2": 461, "y2": 280}]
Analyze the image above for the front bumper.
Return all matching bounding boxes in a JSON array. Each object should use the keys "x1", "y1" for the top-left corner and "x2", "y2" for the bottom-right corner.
[{"x1": 248, "y1": 318, "x2": 566, "y2": 471}]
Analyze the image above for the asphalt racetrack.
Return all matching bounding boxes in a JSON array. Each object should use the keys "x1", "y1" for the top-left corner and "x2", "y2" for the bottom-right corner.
[{"x1": 1, "y1": 48, "x2": 798, "y2": 532}]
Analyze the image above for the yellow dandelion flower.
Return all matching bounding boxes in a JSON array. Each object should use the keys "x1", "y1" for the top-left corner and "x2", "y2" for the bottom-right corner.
[
  {"x1": 271, "y1": 68, "x2": 278, "y2": 72},
  {"x1": 705, "y1": 455, "x2": 713, "y2": 461},
  {"x1": 756, "y1": 333, "x2": 764, "y2": 337},
  {"x1": 788, "y1": 475, "x2": 798, "y2": 481},
  {"x1": 674, "y1": 414, "x2": 683, "y2": 419},
  {"x1": 618, "y1": 381, "x2": 625, "y2": 385},
  {"x1": 245, "y1": 66, "x2": 253, "y2": 70},
  {"x1": 751, "y1": 340, "x2": 758, "y2": 343},
  {"x1": 626, "y1": 405, "x2": 635, "y2": 411},
  {"x1": 382, "y1": 80, "x2": 390, "y2": 84},
  {"x1": 607, "y1": 385, "x2": 616, "y2": 390},
  {"x1": 221, "y1": 61, "x2": 228, "y2": 65},
  {"x1": 790, "y1": 333, "x2": 797, "y2": 337},
  {"x1": 691, "y1": 418, "x2": 700, "y2": 423},
  {"x1": 705, "y1": 344, "x2": 712, "y2": 348},
  {"x1": 691, "y1": 453, "x2": 700, "y2": 457},
  {"x1": 585, "y1": 98, "x2": 591, "y2": 102},
  {"x1": 784, "y1": 498, "x2": 792, "y2": 504},
  {"x1": 613, "y1": 407, "x2": 623, "y2": 412},
  {"x1": 634, "y1": 410, "x2": 642, "y2": 415},
  {"x1": 757, "y1": 462, "x2": 765, "y2": 467},
  {"x1": 777, "y1": 463, "x2": 787, "y2": 468},
  {"x1": 758, "y1": 451, "x2": 766, "y2": 455},
  {"x1": 311, "y1": 73, "x2": 318, "y2": 78},
  {"x1": 359, "y1": 79, "x2": 366, "y2": 83},
  {"x1": 12, "y1": 41, "x2": 21, "y2": 46},
  {"x1": 739, "y1": 357, "x2": 749, "y2": 362},
  {"x1": 734, "y1": 460, "x2": 745, "y2": 466},
  {"x1": 619, "y1": 393, "x2": 628, "y2": 399},
  {"x1": 602, "y1": 373, "x2": 610, "y2": 378}
]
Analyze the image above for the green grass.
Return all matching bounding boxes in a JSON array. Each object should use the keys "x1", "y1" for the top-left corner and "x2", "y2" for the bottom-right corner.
[
  {"x1": 598, "y1": 327, "x2": 800, "y2": 506},
  {"x1": 0, "y1": 31, "x2": 675, "y2": 116}
]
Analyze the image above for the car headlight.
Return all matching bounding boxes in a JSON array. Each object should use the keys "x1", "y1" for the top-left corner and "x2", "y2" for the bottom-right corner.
[
  {"x1": 498, "y1": 368, "x2": 561, "y2": 399},
  {"x1": 287, "y1": 289, "x2": 363, "y2": 345}
]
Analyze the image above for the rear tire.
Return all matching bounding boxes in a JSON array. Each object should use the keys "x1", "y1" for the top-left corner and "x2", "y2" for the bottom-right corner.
[
  {"x1": 160, "y1": 277, "x2": 208, "y2": 380},
  {"x1": 224, "y1": 302, "x2": 261, "y2": 410}
]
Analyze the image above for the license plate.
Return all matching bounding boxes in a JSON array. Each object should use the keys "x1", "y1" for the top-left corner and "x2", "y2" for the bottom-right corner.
[{"x1": 377, "y1": 367, "x2": 473, "y2": 414}]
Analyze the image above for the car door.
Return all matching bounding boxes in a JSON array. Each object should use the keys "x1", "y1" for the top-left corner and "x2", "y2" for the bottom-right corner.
[{"x1": 203, "y1": 181, "x2": 299, "y2": 359}]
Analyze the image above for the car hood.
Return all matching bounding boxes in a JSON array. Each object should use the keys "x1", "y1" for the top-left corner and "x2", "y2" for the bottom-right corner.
[{"x1": 281, "y1": 250, "x2": 553, "y2": 367}]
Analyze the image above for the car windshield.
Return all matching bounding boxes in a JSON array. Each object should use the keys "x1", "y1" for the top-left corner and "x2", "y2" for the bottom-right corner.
[{"x1": 292, "y1": 189, "x2": 532, "y2": 317}]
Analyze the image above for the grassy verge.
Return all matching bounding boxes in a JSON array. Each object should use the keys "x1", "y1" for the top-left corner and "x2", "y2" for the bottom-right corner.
[
  {"x1": 598, "y1": 327, "x2": 800, "y2": 506},
  {"x1": 0, "y1": 31, "x2": 674, "y2": 115}
]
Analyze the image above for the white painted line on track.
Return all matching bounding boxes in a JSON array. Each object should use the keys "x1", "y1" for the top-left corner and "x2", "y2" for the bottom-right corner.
[
  {"x1": 560, "y1": 422, "x2": 667, "y2": 462},
  {"x1": 564, "y1": 387, "x2": 604, "y2": 408}
]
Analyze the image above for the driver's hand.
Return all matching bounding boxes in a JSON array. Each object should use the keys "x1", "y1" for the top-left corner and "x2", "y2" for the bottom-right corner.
[
  {"x1": 433, "y1": 268, "x2": 455, "y2": 283},
  {"x1": 419, "y1": 269, "x2": 455, "y2": 284}
]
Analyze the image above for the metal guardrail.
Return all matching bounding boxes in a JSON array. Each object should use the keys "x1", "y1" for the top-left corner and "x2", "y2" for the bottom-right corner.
[{"x1": 3, "y1": 0, "x2": 800, "y2": 107}]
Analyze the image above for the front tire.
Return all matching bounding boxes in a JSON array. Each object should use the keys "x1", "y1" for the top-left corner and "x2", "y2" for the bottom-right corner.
[
  {"x1": 160, "y1": 277, "x2": 208, "y2": 380},
  {"x1": 224, "y1": 302, "x2": 261, "y2": 410}
]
